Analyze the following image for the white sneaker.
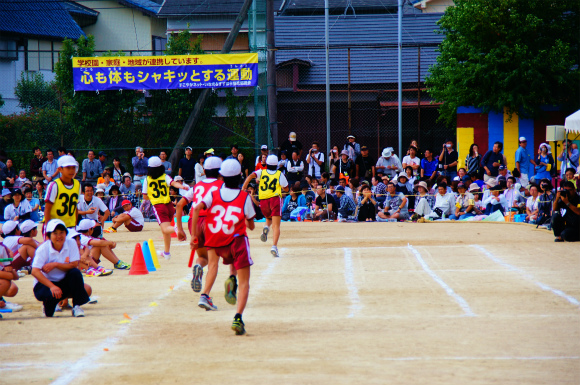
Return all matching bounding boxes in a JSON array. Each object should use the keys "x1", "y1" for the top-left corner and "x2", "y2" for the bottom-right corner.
[
  {"x1": 72, "y1": 305, "x2": 85, "y2": 317},
  {"x1": 162, "y1": 251, "x2": 171, "y2": 260},
  {"x1": 198, "y1": 295, "x2": 217, "y2": 311},
  {"x1": 260, "y1": 226, "x2": 269, "y2": 242},
  {"x1": 3, "y1": 301, "x2": 23, "y2": 312},
  {"x1": 88, "y1": 296, "x2": 99, "y2": 304},
  {"x1": 55, "y1": 304, "x2": 62, "y2": 312},
  {"x1": 270, "y1": 246, "x2": 279, "y2": 258},
  {"x1": 17, "y1": 271, "x2": 26, "y2": 278}
]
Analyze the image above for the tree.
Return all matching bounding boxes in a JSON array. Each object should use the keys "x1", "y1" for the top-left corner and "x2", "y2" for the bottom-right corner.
[
  {"x1": 223, "y1": 88, "x2": 253, "y2": 149},
  {"x1": 14, "y1": 72, "x2": 59, "y2": 110},
  {"x1": 426, "y1": 0, "x2": 580, "y2": 125}
]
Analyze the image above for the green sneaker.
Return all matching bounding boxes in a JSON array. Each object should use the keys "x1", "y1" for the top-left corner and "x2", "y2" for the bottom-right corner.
[
  {"x1": 231, "y1": 317, "x2": 245, "y2": 335},
  {"x1": 114, "y1": 260, "x2": 131, "y2": 270},
  {"x1": 224, "y1": 275, "x2": 237, "y2": 305}
]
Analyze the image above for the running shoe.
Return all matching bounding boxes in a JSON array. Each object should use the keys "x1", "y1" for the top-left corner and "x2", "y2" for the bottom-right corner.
[
  {"x1": 162, "y1": 251, "x2": 171, "y2": 260},
  {"x1": 191, "y1": 264, "x2": 203, "y2": 292},
  {"x1": 270, "y1": 246, "x2": 279, "y2": 258},
  {"x1": 198, "y1": 294, "x2": 217, "y2": 311},
  {"x1": 54, "y1": 303, "x2": 62, "y2": 313},
  {"x1": 88, "y1": 296, "x2": 99, "y2": 304},
  {"x1": 103, "y1": 227, "x2": 117, "y2": 233},
  {"x1": 114, "y1": 260, "x2": 131, "y2": 270},
  {"x1": 260, "y1": 226, "x2": 269, "y2": 242},
  {"x1": 231, "y1": 317, "x2": 246, "y2": 335},
  {"x1": 224, "y1": 275, "x2": 237, "y2": 305},
  {"x1": 95, "y1": 266, "x2": 113, "y2": 276},
  {"x1": 72, "y1": 305, "x2": 85, "y2": 317},
  {"x1": 84, "y1": 267, "x2": 102, "y2": 277},
  {"x1": 3, "y1": 301, "x2": 23, "y2": 312}
]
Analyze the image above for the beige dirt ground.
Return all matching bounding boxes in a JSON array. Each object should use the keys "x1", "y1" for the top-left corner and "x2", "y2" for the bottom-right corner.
[{"x1": 1, "y1": 221, "x2": 579, "y2": 385}]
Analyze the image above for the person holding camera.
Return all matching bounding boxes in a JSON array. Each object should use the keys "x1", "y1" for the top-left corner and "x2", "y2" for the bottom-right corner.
[
  {"x1": 82, "y1": 150, "x2": 103, "y2": 186},
  {"x1": 552, "y1": 181, "x2": 580, "y2": 242},
  {"x1": 438, "y1": 139, "x2": 458, "y2": 181},
  {"x1": 343, "y1": 135, "x2": 361, "y2": 162},
  {"x1": 131, "y1": 147, "x2": 148, "y2": 184},
  {"x1": 306, "y1": 142, "x2": 324, "y2": 179}
]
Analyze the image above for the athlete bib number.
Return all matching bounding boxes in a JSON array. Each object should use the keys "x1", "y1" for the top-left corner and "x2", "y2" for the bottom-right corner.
[
  {"x1": 56, "y1": 193, "x2": 79, "y2": 217},
  {"x1": 193, "y1": 185, "x2": 219, "y2": 206},
  {"x1": 208, "y1": 205, "x2": 242, "y2": 235},
  {"x1": 260, "y1": 175, "x2": 278, "y2": 192},
  {"x1": 149, "y1": 181, "x2": 168, "y2": 198}
]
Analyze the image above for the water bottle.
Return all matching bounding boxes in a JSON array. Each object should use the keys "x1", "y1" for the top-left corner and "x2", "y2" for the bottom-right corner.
[{"x1": 442, "y1": 212, "x2": 446, "y2": 220}]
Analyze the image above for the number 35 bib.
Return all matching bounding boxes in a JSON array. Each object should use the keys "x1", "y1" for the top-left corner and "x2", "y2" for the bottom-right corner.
[
  {"x1": 146, "y1": 175, "x2": 170, "y2": 205},
  {"x1": 258, "y1": 170, "x2": 282, "y2": 200}
]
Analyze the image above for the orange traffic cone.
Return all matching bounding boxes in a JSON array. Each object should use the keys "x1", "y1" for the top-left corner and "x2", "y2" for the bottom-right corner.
[
  {"x1": 129, "y1": 243, "x2": 149, "y2": 276},
  {"x1": 170, "y1": 216, "x2": 177, "y2": 238}
]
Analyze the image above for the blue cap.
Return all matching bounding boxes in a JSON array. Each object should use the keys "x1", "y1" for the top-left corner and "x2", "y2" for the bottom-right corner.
[
  {"x1": 1, "y1": 188, "x2": 12, "y2": 197},
  {"x1": 336, "y1": 186, "x2": 345, "y2": 193},
  {"x1": 461, "y1": 175, "x2": 470, "y2": 183}
]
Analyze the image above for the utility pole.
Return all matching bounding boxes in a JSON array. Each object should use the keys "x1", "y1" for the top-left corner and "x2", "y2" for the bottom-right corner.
[
  {"x1": 325, "y1": 0, "x2": 331, "y2": 162},
  {"x1": 168, "y1": 0, "x2": 254, "y2": 171},
  {"x1": 398, "y1": 0, "x2": 403, "y2": 157},
  {"x1": 267, "y1": 0, "x2": 278, "y2": 151}
]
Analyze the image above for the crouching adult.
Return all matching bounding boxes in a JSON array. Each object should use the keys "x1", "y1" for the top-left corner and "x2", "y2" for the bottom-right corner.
[
  {"x1": 553, "y1": 181, "x2": 580, "y2": 242},
  {"x1": 32, "y1": 219, "x2": 90, "y2": 317}
]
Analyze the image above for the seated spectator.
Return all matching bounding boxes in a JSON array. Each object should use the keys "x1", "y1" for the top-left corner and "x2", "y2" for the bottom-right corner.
[
  {"x1": 402, "y1": 146, "x2": 421, "y2": 178},
  {"x1": 552, "y1": 181, "x2": 580, "y2": 242},
  {"x1": 105, "y1": 200, "x2": 145, "y2": 233},
  {"x1": 376, "y1": 147, "x2": 403, "y2": 179},
  {"x1": 33, "y1": 180, "x2": 45, "y2": 205},
  {"x1": 4, "y1": 189, "x2": 32, "y2": 222},
  {"x1": 537, "y1": 178, "x2": 554, "y2": 226},
  {"x1": 525, "y1": 184, "x2": 540, "y2": 223},
  {"x1": 420, "y1": 149, "x2": 438, "y2": 182},
  {"x1": 119, "y1": 176, "x2": 136, "y2": 195},
  {"x1": 457, "y1": 167, "x2": 467, "y2": 180},
  {"x1": 357, "y1": 185, "x2": 377, "y2": 222},
  {"x1": 338, "y1": 177, "x2": 353, "y2": 198},
  {"x1": 377, "y1": 182, "x2": 409, "y2": 221},
  {"x1": 371, "y1": 176, "x2": 387, "y2": 204},
  {"x1": 282, "y1": 185, "x2": 306, "y2": 221},
  {"x1": 101, "y1": 173, "x2": 114, "y2": 195},
  {"x1": 1, "y1": 159, "x2": 16, "y2": 187},
  {"x1": 335, "y1": 185, "x2": 356, "y2": 220},
  {"x1": 469, "y1": 184, "x2": 485, "y2": 215},
  {"x1": 502, "y1": 176, "x2": 522, "y2": 213},
  {"x1": 313, "y1": 184, "x2": 336, "y2": 221},
  {"x1": 332, "y1": 150, "x2": 354, "y2": 181},
  {"x1": 106, "y1": 185, "x2": 123, "y2": 215},
  {"x1": 76, "y1": 219, "x2": 130, "y2": 269},
  {"x1": 404, "y1": 166, "x2": 416, "y2": 185},
  {"x1": 301, "y1": 181, "x2": 316, "y2": 208},
  {"x1": 470, "y1": 172, "x2": 485, "y2": 189},
  {"x1": 395, "y1": 171, "x2": 414, "y2": 209},
  {"x1": 564, "y1": 168, "x2": 577, "y2": 189},
  {"x1": 412, "y1": 180, "x2": 434, "y2": 219},
  {"x1": 13, "y1": 169, "x2": 30, "y2": 189},
  {"x1": 169, "y1": 186, "x2": 182, "y2": 210},
  {"x1": 0, "y1": 189, "x2": 12, "y2": 221},
  {"x1": 24, "y1": 188, "x2": 41, "y2": 222},
  {"x1": 424, "y1": 183, "x2": 454, "y2": 220},
  {"x1": 95, "y1": 187, "x2": 106, "y2": 201},
  {"x1": 483, "y1": 186, "x2": 506, "y2": 215},
  {"x1": 320, "y1": 172, "x2": 331, "y2": 189},
  {"x1": 348, "y1": 177, "x2": 360, "y2": 201},
  {"x1": 31, "y1": 219, "x2": 90, "y2": 317},
  {"x1": 0, "y1": 241, "x2": 22, "y2": 317},
  {"x1": 111, "y1": 157, "x2": 126, "y2": 185},
  {"x1": 355, "y1": 145, "x2": 375, "y2": 182},
  {"x1": 450, "y1": 182, "x2": 475, "y2": 220}
]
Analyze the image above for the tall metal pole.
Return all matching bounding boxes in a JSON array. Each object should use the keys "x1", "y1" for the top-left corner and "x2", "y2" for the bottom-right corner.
[
  {"x1": 325, "y1": 0, "x2": 331, "y2": 160},
  {"x1": 267, "y1": 0, "x2": 278, "y2": 151},
  {"x1": 397, "y1": 0, "x2": 403, "y2": 157}
]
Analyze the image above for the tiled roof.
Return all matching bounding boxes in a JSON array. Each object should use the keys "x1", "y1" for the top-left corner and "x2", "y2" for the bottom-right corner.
[
  {"x1": 117, "y1": 0, "x2": 162, "y2": 16},
  {"x1": 0, "y1": 0, "x2": 86, "y2": 40},
  {"x1": 160, "y1": 0, "x2": 284, "y2": 16},
  {"x1": 275, "y1": 13, "x2": 443, "y2": 85}
]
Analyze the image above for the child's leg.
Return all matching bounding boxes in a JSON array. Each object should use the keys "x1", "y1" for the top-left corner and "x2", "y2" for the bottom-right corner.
[
  {"x1": 159, "y1": 222, "x2": 173, "y2": 253},
  {"x1": 0, "y1": 278, "x2": 11, "y2": 298},
  {"x1": 59, "y1": 269, "x2": 90, "y2": 307},
  {"x1": 99, "y1": 246, "x2": 120, "y2": 265},
  {"x1": 271, "y1": 216, "x2": 281, "y2": 247},
  {"x1": 235, "y1": 266, "x2": 250, "y2": 315},
  {"x1": 12, "y1": 245, "x2": 36, "y2": 269},
  {"x1": 201, "y1": 248, "x2": 220, "y2": 296},
  {"x1": 84, "y1": 284, "x2": 92, "y2": 297},
  {"x1": 196, "y1": 248, "x2": 209, "y2": 268},
  {"x1": 112, "y1": 213, "x2": 130, "y2": 229}
]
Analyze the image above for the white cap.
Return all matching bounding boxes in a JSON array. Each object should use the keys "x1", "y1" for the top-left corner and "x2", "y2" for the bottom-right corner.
[
  {"x1": 174, "y1": 175, "x2": 184, "y2": 181},
  {"x1": 219, "y1": 159, "x2": 242, "y2": 177},
  {"x1": 453, "y1": 176, "x2": 460, "y2": 181},
  {"x1": 148, "y1": 156, "x2": 162, "y2": 167},
  {"x1": 398, "y1": 171, "x2": 408, "y2": 179},
  {"x1": 1, "y1": 220, "x2": 18, "y2": 235},
  {"x1": 519, "y1": 136, "x2": 527, "y2": 142},
  {"x1": 261, "y1": 145, "x2": 268, "y2": 150},
  {"x1": 77, "y1": 219, "x2": 97, "y2": 232},
  {"x1": 18, "y1": 219, "x2": 37, "y2": 234},
  {"x1": 289, "y1": 132, "x2": 296, "y2": 141},
  {"x1": 57, "y1": 155, "x2": 78, "y2": 168},
  {"x1": 67, "y1": 229, "x2": 81, "y2": 239},
  {"x1": 382, "y1": 148, "x2": 393, "y2": 157},
  {"x1": 95, "y1": 188, "x2": 105, "y2": 195},
  {"x1": 266, "y1": 154, "x2": 278, "y2": 166},
  {"x1": 46, "y1": 219, "x2": 68, "y2": 234},
  {"x1": 204, "y1": 156, "x2": 222, "y2": 170}
]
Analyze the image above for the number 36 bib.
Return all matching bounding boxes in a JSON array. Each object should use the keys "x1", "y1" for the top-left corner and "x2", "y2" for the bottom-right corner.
[{"x1": 258, "y1": 170, "x2": 282, "y2": 200}]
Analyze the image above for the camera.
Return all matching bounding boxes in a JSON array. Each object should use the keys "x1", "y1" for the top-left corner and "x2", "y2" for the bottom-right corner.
[
  {"x1": 306, "y1": 195, "x2": 313, "y2": 205},
  {"x1": 560, "y1": 189, "x2": 568, "y2": 198}
]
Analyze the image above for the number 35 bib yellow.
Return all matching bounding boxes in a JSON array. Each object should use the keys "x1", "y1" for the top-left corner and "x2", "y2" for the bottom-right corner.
[
  {"x1": 258, "y1": 170, "x2": 282, "y2": 200},
  {"x1": 146, "y1": 175, "x2": 170, "y2": 205}
]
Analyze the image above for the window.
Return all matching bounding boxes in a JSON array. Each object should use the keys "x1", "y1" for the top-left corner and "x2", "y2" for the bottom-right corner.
[
  {"x1": 152, "y1": 36, "x2": 167, "y2": 56},
  {"x1": 0, "y1": 39, "x2": 18, "y2": 60}
]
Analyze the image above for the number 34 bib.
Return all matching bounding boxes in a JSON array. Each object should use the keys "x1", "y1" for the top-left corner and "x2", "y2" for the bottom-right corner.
[{"x1": 258, "y1": 170, "x2": 282, "y2": 200}]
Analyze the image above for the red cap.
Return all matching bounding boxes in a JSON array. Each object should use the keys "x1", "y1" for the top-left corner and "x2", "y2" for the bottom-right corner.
[{"x1": 121, "y1": 200, "x2": 131, "y2": 206}]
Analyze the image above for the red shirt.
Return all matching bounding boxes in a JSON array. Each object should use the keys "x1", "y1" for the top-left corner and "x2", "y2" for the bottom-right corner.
[
  {"x1": 203, "y1": 188, "x2": 253, "y2": 248},
  {"x1": 183, "y1": 179, "x2": 223, "y2": 217}
]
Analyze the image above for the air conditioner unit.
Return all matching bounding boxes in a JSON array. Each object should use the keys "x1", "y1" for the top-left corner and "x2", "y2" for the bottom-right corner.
[{"x1": 546, "y1": 125, "x2": 566, "y2": 141}]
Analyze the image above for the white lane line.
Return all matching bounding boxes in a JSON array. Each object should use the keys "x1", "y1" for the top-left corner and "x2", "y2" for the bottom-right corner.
[
  {"x1": 407, "y1": 244, "x2": 476, "y2": 317},
  {"x1": 50, "y1": 274, "x2": 191, "y2": 385},
  {"x1": 378, "y1": 356, "x2": 580, "y2": 362},
  {"x1": 344, "y1": 248, "x2": 363, "y2": 318},
  {"x1": 473, "y1": 245, "x2": 580, "y2": 307},
  {"x1": 251, "y1": 248, "x2": 285, "y2": 298}
]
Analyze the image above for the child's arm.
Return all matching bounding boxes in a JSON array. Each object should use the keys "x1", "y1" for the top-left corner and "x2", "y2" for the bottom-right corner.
[
  {"x1": 32, "y1": 268, "x2": 62, "y2": 299},
  {"x1": 175, "y1": 197, "x2": 189, "y2": 241},
  {"x1": 88, "y1": 239, "x2": 116, "y2": 248},
  {"x1": 19, "y1": 237, "x2": 39, "y2": 248},
  {"x1": 190, "y1": 202, "x2": 206, "y2": 249},
  {"x1": 242, "y1": 172, "x2": 258, "y2": 191}
]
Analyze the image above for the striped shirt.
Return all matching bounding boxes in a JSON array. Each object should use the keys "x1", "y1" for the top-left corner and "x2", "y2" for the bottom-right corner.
[{"x1": 465, "y1": 155, "x2": 481, "y2": 175}]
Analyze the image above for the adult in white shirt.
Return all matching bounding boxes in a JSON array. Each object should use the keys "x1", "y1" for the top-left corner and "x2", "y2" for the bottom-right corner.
[
  {"x1": 483, "y1": 186, "x2": 507, "y2": 215},
  {"x1": 77, "y1": 184, "x2": 109, "y2": 238},
  {"x1": 3, "y1": 189, "x2": 32, "y2": 222},
  {"x1": 194, "y1": 154, "x2": 205, "y2": 184},
  {"x1": 105, "y1": 200, "x2": 144, "y2": 233},
  {"x1": 31, "y1": 219, "x2": 90, "y2": 318},
  {"x1": 305, "y1": 142, "x2": 325, "y2": 178},
  {"x1": 525, "y1": 185, "x2": 540, "y2": 223},
  {"x1": 425, "y1": 183, "x2": 455, "y2": 220},
  {"x1": 402, "y1": 146, "x2": 421, "y2": 177},
  {"x1": 501, "y1": 176, "x2": 521, "y2": 213}
]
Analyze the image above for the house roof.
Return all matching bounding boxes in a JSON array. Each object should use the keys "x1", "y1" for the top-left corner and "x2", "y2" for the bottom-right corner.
[
  {"x1": 0, "y1": 0, "x2": 86, "y2": 40},
  {"x1": 280, "y1": 0, "x2": 420, "y2": 15},
  {"x1": 275, "y1": 13, "x2": 444, "y2": 85},
  {"x1": 159, "y1": 0, "x2": 284, "y2": 16},
  {"x1": 117, "y1": 0, "x2": 163, "y2": 16}
]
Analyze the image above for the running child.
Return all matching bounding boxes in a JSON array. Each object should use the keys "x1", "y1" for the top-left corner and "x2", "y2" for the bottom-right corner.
[
  {"x1": 192, "y1": 159, "x2": 256, "y2": 335},
  {"x1": 142, "y1": 156, "x2": 189, "y2": 259},
  {"x1": 104, "y1": 200, "x2": 144, "y2": 233},
  {"x1": 44, "y1": 155, "x2": 81, "y2": 234},
  {"x1": 175, "y1": 156, "x2": 231, "y2": 293},
  {"x1": 242, "y1": 154, "x2": 288, "y2": 257}
]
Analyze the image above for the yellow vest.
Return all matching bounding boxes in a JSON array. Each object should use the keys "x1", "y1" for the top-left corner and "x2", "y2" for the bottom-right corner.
[
  {"x1": 50, "y1": 178, "x2": 80, "y2": 228},
  {"x1": 258, "y1": 170, "x2": 282, "y2": 200},
  {"x1": 146, "y1": 175, "x2": 170, "y2": 205}
]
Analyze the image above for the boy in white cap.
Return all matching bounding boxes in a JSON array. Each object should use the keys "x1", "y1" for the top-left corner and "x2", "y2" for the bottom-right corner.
[
  {"x1": 143, "y1": 156, "x2": 188, "y2": 259},
  {"x1": 191, "y1": 159, "x2": 256, "y2": 335},
  {"x1": 243, "y1": 154, "x2": 289, "y2": 257},
  {"x1": 44, "y1": 155, "x2": 81, "y2": 235},
  {"x1": 32, "y1": 219, "x2": 90, "y2": 317},
  {"x1": 77, "y1": 219, "x2": 130, "y2": 270}
]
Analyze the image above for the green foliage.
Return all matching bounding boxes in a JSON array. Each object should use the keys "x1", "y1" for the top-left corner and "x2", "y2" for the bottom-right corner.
[
  {"x1": 426, "y1": 0, "x2": 580, "y2": 125},
  {"x1": 0, "y1": 93, "x2": 5, "y2": 108},
  {"x1": 224, "y1": 88, "x2": 253, "y2": 148},
  {"x1": 14, "y1": 72, "x2": 59, "y2": 110}
]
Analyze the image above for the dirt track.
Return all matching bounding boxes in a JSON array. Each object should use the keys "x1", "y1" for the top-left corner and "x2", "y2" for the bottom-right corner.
[{"x1": 1, "y1": 221, "x2": 579, "y2": 385}]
